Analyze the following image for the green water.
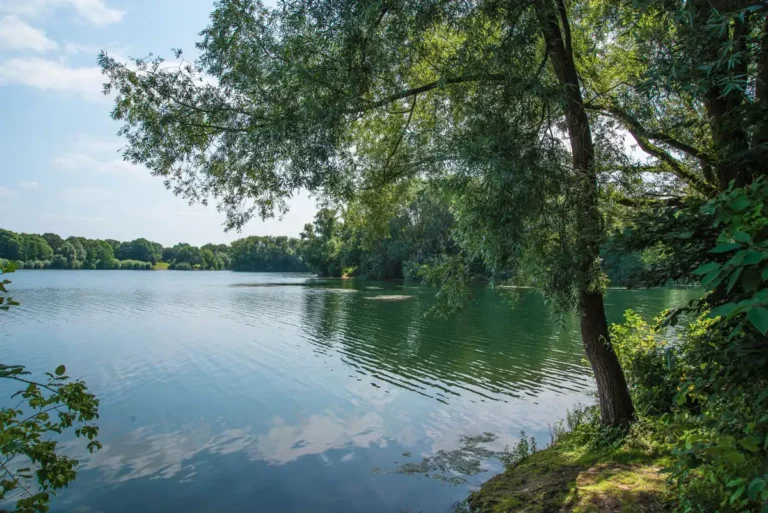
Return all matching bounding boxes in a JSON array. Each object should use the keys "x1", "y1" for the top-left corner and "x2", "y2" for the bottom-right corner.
[{"x1": 0, "y1": 271, "x2": 698, "y2": 512}]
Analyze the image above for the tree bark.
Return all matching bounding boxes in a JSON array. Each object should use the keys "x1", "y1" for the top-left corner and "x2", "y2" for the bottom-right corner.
[
  {"x1": 534, "y1": 0, "x2": 635, "y2": 427},
  {"x1": 691, "y1": 0, "x2": 751, "y2": 189}
]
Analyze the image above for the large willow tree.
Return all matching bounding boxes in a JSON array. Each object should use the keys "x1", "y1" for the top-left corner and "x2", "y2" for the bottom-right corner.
[{"x1": 99, "y1": 0, "x2": 766, "y2": 426}]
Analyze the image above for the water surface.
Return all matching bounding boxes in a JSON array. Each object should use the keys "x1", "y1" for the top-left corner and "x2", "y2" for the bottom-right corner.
[{"x1": 0, "y1": 271, "x2": 698, "y2": 512}]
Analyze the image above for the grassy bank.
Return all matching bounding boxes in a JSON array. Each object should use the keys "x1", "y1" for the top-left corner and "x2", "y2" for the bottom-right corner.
[{"x1": 468, "y1": 426, "x2": 669, "y2": 513}]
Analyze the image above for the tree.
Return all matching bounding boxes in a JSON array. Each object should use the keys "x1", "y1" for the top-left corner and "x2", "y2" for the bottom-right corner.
[
  {"x1": 587, "y1": 1, "x2": 767, "y2": 197},
  {"x1": 99, "y1": 0, "x2": 645, "y2": 424},
  {"x1": 64, "y1": 237, "x2": 86, "y2": 264},
  {"x1": 170, "y1": 243, "x2": 202, "y2": 266},
  {"x1": 41, "y1": 233, "x2": 63, "y2": 253},
  {"x1": 229, "y1": 236, "x2": 306, "y2": 272},
  {"x1": 0, "y1": 230, "x2": 23, "y2": 261},
  {"x1": 125, "y1": 238, "x2": 162, "y2": 264},
  {"x1": 57, "y1": 241, "x2": 80, "y2": 269},
  {"x1": 300, "y1": 210, "x2": 342, "y2": 277}
]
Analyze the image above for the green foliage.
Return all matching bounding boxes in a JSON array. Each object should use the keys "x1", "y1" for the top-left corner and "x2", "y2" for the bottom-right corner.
[
  {"x1": 0, "y1": 262, "x2": 101, "y2": 513},
  {"x1": 611, "y1": 311, "x2": 768, "y2": 512},
  {"x1": 229, "y1": 236, "x2": 306, "y2": 272},
  {"x1": 500, "y1": 432, "x2": 538, "y2": 469},
  {"x1": 562, "y1": 181, "x2": 768, "y2": 511},
  {"x1": 692, "y1": 179, "x2": 768, "y2": 335},
  {"x1": 118, "y1": 259, "x2": 152, "y2": 270},
  {"x1": 0, "y1": 229, "x2": 316, "y2": 272},
  {"x1": 114, "y1": 238, "x2": 163, "y2": 264}
]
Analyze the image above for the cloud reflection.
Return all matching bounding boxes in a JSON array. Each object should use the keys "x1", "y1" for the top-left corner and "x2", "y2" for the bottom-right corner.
[{"x1": 67, "y1": 411, "x2": 386, "y2": 483}]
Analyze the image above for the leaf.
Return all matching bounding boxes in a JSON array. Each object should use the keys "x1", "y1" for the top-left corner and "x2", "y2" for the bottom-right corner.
[
  {"x1": 729, "y1": 194, "x2": 750, "y2": 212},
  {"x1": 54, "y1": 365, "x2": 66, "y2": 376},
  {"x1": 740, "y1": 435, "x2": 761, "y2": 452},
  {"x1": 727, "y1": 267, "x2": 743, "y2": 293},
  {"x1": 742, "y1": 250, "x2": 768, "y2": 265},
  {"x1": 721, "y1": 449, "x2": 745, "y2": 465},
  {"x1": 692, "y1": 262, "x2": 721, "y2": 275},
  {"x1": 734, "y1": 231, "x2": 751, "y2": 244},
  {"x1": 709, "y1": 243, "x2": 741, "y2": 253},
  {"x1": 710, "y1": 301, "x2": 740, "y2": 318},
  {"x1": 747, "y1": 479, "x2": 766, "y2": 500},
  {"x1": 763, "y1": 267, "x2": 768, "y2": 281},
  {"x1": 730, "y1": 484, "x2": 746, "y2": 504},
  {"x1": 701, "y1": 269, "x2": 723, "y2": 288},
  {"x1": 747, "y1": 307, "x2": 768, "y2": 335}
]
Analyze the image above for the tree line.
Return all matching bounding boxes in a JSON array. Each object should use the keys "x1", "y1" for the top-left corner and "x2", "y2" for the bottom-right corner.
[{"x1": 0, "y1": 229, "x2": 307, "y2": 272}]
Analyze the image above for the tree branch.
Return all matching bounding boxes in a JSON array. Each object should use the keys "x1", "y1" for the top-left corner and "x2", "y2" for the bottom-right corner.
[
  {"x1": 349, "y1": 73, "x2": 506, "y2": 113},
  {"x1": 382, "y1": 96, "x2": 417, "y2": 173},
  {"x1": 588, "y1": 103, "x2": 712, "y2": 164}
]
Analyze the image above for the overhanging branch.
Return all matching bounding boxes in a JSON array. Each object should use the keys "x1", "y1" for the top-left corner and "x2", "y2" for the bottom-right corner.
[{"x1": 588, "y1": 103, "x2": 716, "y2": 196}]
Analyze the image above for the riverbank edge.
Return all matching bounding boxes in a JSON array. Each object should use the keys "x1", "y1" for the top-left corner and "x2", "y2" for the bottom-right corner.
[{"x1": 467, "y1": 431, "x2": 670, "y2": 513}]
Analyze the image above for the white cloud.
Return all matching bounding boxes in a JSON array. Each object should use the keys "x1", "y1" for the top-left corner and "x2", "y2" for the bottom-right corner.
[
  {"x1": 60, "y1": 187, "x2": 112, "y2": 202},
  {"x1": 0, "y1": 186, "x2": 18, "y2": 200},
  {"x1": 54, "y1": 152, "x2": 148, "y2": 179},
  {"x1": 0, "y1": 58, "x2": 103, "y2": 100},
  {"x1": 0, "y1": 0, "x2": 124, "y2": 26},
  {"x1": 63, "y1": 42, "x2": 95, "y2": 55},
  {"x1": 19, "y1": 181, "x2": 40, "y2": 189},
  {"x1": 68, "y1": 0, "x2": 124, "y2": 25},
  {"x1": 0, "y1": 15, "x2": 57, "y2": 51},
  {"x1": 75, "y1": 134, "x2": 123, "y2": 154}
]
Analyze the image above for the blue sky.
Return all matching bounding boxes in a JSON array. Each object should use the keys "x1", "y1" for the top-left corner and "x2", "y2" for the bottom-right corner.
[{"x1": 0, "y1": 0, "x2": 316, "y2": 246}]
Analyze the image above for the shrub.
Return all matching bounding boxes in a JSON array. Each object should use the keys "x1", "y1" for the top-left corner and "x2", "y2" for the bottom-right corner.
[
  {"x1": 171, "y1": 262, "x2": 192, "y2": 270},
  {"x1": 610, "y1": 312, "x2": 768, "y2": 512},
  {"x1": 50, "y1": 255, "x2": 68, "y2": 269},
  {"x1": 119, "y1": 259, "x2": 151, "y2": 270},
  {"x1": 500, "y1": 431, "x2": 538, "y2": 469}
]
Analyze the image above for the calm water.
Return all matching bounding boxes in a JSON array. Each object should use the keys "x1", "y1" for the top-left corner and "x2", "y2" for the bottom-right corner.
[{"x1": 0, "y1": 271, "x2": 698, "y2": 513}]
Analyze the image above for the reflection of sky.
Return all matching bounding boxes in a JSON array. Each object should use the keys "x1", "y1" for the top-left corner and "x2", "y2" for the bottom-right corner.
[
  {"x1": 66, "y1": 410, "x2": 388, "y2": 483},
  {"x1": 2, "y1": 272, "x2": 697, "y2": 513}
]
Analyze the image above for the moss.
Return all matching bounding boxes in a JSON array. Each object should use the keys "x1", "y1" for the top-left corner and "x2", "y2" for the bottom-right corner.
[{"x1": 468, "y1": 433, "x2": 670, "y2": 513}]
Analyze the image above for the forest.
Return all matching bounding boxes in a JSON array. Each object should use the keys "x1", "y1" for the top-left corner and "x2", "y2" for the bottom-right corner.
[
  {"x1": 1, "y1": 0, "x2": 767, "y2": 511},
  {"x1": 0, "y1": 229, "x2": 303, "y2": 272},
  {"x1": 0, "y1": 210, "x2": 649, "y2": 284}
]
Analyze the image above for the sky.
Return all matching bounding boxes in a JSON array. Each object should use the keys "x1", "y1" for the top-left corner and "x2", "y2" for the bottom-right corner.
[{"x1": 0, "y1": 0, "x2": 316, "y2": 247}]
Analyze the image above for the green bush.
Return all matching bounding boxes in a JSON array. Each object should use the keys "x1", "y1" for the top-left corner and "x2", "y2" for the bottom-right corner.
[
  {"x1": 171, "y1": 262, "x2": 192, "y2": 270},
  {"x1": 118, "y1": 259, "x2": 151, "y2": 270},
  {"x1": 611, "y1": 312, "x2": 768, "y2": 512}
]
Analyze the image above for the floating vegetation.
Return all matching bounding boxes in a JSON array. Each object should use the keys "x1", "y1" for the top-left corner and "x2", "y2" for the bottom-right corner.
[
  {"x1": 230, "y1": 282, "x2": 308, "y2": 287},
  {"x1": 395, "y1": 433, "x2": 499, "y2": 485},
  {"x1": 230, "y1": 282, "x2": 357, "y2": 293},
  {"x1": 364, "y1": 295, "x2": 414, "y2": 301}
]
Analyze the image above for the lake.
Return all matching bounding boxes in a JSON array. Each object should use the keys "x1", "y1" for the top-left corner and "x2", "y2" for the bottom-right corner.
[{"x1": 0, "y1": 271, "x2": 698, "y2": 513}]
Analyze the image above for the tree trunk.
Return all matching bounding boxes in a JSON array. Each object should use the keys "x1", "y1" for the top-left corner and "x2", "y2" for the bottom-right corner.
[
  {"x1": 534, "y1": 0, "x2": 635, "y2": 427},
  {"x1": 579, "y1": 290, "x2": 635, "y2": 427}
]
